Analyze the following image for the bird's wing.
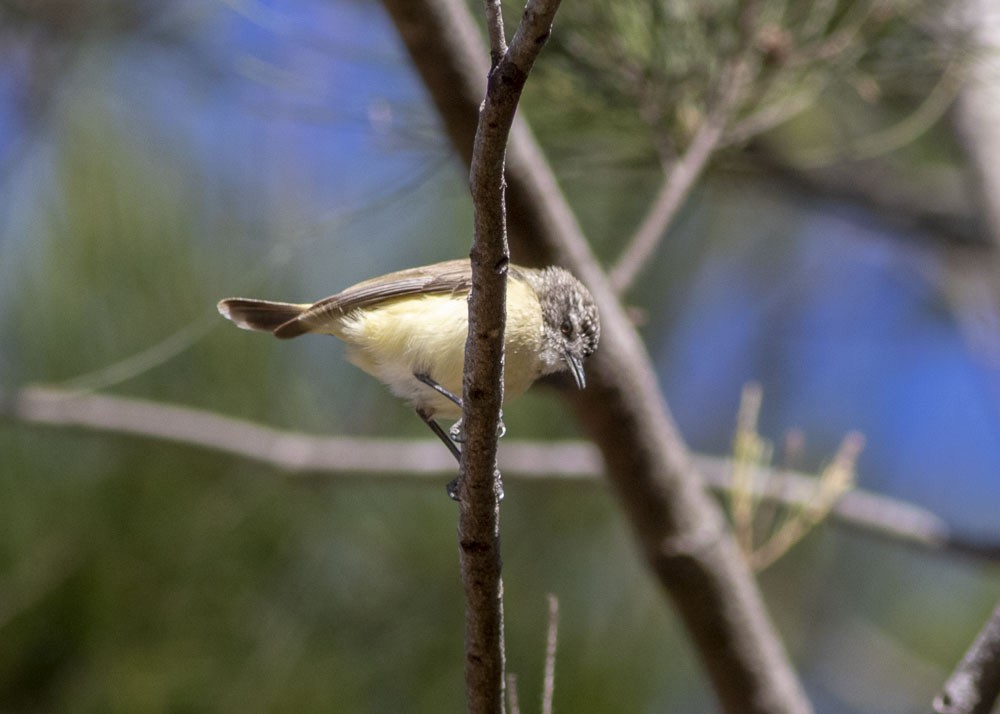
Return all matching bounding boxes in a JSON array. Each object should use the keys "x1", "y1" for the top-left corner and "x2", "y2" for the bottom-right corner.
[{"x1": 275, "y1": 259, "x2": 476, "y2": 338}]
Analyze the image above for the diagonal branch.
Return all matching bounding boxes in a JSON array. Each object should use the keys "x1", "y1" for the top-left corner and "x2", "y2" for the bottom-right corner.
[
  {"x1": 607, "y1": 113, "x2": 727, "y2": 294},
  {"x1": 379, "y1": 1, "x2": 813, "y2": 712},
  {"x1": 608, "y1": 4, "x2": 759, "y2": 295},
  {"x1": 934, "y1": 599, "x2": 1000, "y2": 714}
]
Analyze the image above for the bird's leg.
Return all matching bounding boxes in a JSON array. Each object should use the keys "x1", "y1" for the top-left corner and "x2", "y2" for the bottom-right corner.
[
  {"x1": 413, "y1": 372, "x2": 469, "y2": 443},
  {"x1": 413, "y1": 373, "x2": 505, "y2": 501},
  {"x1": 412, "y1": 372, "x2": 507, "y2": 441},
  {"x1": 416, "y1": 407, "x2": 461, "y2": 463},
  {"x1": 414, "y1": 372, "x2": 462, "y2": 408},
  {"x1": 416, "y1": 407, "x2": 462, "y2": 501}
]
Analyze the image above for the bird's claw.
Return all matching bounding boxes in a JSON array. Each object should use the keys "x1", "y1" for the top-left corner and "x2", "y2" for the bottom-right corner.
[{"x1": 449, "y1": 412, "x2": 505, "y2": 442}]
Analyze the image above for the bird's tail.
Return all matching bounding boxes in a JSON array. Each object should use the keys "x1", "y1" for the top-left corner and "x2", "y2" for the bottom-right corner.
[{"x1": 217, "y1": 298, "x2": 310, "y2": 338}]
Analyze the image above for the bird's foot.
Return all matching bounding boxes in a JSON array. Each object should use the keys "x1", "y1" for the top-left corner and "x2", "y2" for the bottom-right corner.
[
  {"x1": 448, "y1": 412, "x2": 505, "y2": 442},
  {"x1": 446, "y1": 474, "x2": 504, "y2": 502}
]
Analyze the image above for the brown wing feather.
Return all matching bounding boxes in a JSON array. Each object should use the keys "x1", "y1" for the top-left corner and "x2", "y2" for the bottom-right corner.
[
  {"x1": 218, "y1": 298, "x2": 308, "y2": 332},
  {"x1": 274, "y1": 259, "x2": 477, "y2": 339}
]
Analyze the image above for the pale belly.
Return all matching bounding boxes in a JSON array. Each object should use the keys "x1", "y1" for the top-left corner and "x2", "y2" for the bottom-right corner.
[{"x1": 331, "y1": 281, "x2": 545, "y2": 418}]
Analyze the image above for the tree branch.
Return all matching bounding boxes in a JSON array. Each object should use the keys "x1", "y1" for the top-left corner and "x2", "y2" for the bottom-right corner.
[
  {"x1": 934, "y1": 599, "x2": 1000, "y2": 714},
  {"x1": 483, "y1": 0, "x2": 507, "y2": 62},
  {"x1": 459, "y1": 1, "x2": 560, "y2": 711},
  {"x1": 379, "y1": 1, "x2": 813, "y2": 711},
  {"x1": 7, "y1": 385, "x2": 1000, "y2": 562}
]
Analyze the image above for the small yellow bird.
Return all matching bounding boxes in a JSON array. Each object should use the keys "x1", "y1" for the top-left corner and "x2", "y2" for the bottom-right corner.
[{"x1": 218, "y1": 259, "x2": 600, "y2": 471}]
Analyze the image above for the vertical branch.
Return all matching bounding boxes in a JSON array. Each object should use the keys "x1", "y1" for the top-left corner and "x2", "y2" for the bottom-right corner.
[
  {"x1": 484, "y1": 0, "x2": 507, "y2": 62},
  {"x1": 459, "y1": 1, "x2": 562, "y2": 712}
]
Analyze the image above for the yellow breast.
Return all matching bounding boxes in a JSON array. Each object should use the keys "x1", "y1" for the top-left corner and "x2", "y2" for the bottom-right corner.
[{"x1": 328, "y1": 279, "x2": 545, "y2": 417}]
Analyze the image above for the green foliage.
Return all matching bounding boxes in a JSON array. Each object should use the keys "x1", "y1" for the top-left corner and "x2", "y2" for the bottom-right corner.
[{"x1": 528, "y1": 0, "x2": 945, "y2": 160}]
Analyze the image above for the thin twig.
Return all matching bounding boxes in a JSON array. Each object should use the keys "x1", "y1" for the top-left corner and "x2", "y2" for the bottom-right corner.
[
  {"x1": 727, "y1": 384, "x2": 864, "y2": 572},
  {"x1": 725, "y1": 86, "x2": 821, "y2": 147},
  {"x1": 461, "y1": 1, "x2": 561, "y2": 711},
  {"x1": 748, "y1": 433, "x2": 862, "y2": 571},
  {"x1": 607, "y1": 112, "x2": 728, "y2": 294},
  {"x1": 934, "y1": 599, "x2": 1000, "y2": 714},
  {"x1": 541, "y1": 593, "x2": 559, "y2": 714},
  {"x1": 484, "y1": 0, "x2": 507, "y2": 63},
  {"x1": 607, "y1": 1, "x2": 761, "y2": 295},
  {"x1": 731, "y1": 383, "x2": 769, "y2": 556}
]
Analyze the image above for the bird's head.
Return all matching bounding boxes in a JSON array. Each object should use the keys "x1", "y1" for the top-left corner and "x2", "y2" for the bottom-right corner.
[{"x1": 530, "y1": 267, "x2": 600, "y2": 389}]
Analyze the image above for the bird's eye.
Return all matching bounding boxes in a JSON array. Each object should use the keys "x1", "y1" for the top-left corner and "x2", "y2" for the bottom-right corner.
[{"x1": 560, "y1": 320, "x2": 573, "y2": 338}]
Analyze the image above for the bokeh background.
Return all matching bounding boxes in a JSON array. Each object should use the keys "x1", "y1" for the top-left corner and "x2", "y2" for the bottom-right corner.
[{"x1": 2, "y1": 0, "x2": 999, "y2": 712}]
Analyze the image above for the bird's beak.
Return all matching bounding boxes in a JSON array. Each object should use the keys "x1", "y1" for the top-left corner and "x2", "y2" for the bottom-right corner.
[{"x1": 564, "y1": 352, "x2": 586, "y2": 389}]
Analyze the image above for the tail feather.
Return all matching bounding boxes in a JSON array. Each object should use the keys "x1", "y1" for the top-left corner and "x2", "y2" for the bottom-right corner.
[{"x1": 217, "y1": 298, "x2": 309, "y2": 337}]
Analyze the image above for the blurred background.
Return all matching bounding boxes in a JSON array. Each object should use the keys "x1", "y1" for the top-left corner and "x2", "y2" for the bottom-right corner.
[{"x1": 2, "y1": 0, "x2": 999, "y2": 711}]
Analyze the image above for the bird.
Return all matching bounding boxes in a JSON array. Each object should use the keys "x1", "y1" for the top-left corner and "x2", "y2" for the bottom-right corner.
[{"x1": 217, "y1": 258, "x2": 600, "y2": 482}]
